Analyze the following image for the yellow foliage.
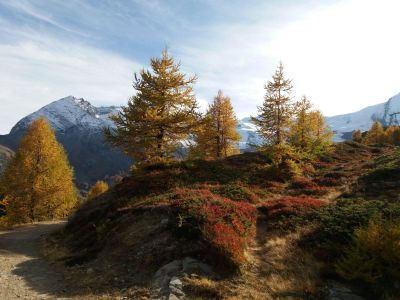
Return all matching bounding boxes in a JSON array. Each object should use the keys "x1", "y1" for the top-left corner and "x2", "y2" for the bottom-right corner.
[
  {"x1": 191, "y1": 90, "x2": 240, "y2": 159},
  {"x1": 363, "y1": 121, "x2": 385, "y2": 144},
  {"x1": 86, "y1": 180, "x2": 109, "y2": 200},
  {"x1": 0, "y1": 118, "x2": 77, "y2": 224},
  {"x1": 251, "y1": 62, "x2": 294, "y2": 145},
  {"x1": 105, "y1": 48, "x2": 199, "y2": 167},
  {"x1": 336, "y1": 220, "x2": 400, "y2": 285},
  {"x1": 290, "y1": 96, "x2": 333, "y2": 157},
  {"x1": 352, "y1": 129, "x2": 362, "y2": 143}
]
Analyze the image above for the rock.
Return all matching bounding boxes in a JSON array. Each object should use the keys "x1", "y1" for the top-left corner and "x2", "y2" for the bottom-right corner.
[
  {"x1": 150, "y1": 257, "x2": 213, "y2": 300},
  {"x1": 86, "y1": 268, "x2": 94, "y2": 274},
  {"x1": 160, "y1": 218, "x2": 169, "y2": 226},
  {"x1": 327, "y1": 282, "x2": 365, "y2": 300}
]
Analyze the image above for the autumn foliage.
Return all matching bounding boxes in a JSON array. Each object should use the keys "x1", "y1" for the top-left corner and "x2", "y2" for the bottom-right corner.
[
  {"x1": 173, "y1": 188, "x2": 257, "y2": 265},
  {"x1": 190, "y1": 90, "x2": 240, "y2": 159},
  {"x1": 261, "y1": 196, "x2": 325, "y2": 218},
  {"x1": 86, "y1": 180, "x2": 109, "y2": 200},
  {"x1": 0, "y1": 118, "x2": 77, "y2": 224}
]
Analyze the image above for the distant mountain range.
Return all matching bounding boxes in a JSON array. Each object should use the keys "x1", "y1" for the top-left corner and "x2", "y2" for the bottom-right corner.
[
  {"x1": 0, "y1": 96, "x2": 132, "y2": 191},
  {"x1": 326, "y1": 92, "x2": 400, "y2": 141},
  {"x1": 1, "y1": 93, "x2": 399, "y2": 189}
]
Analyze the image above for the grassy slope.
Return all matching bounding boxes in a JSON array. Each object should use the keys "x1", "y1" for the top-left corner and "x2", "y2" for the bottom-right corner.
[{"x1": 44, "y1": 142, "x2": 399, "y2": 299}]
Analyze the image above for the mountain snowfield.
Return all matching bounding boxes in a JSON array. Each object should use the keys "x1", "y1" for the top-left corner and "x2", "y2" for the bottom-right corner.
[
  {"x1": 326, "y1": 92, "x2": 400, "y2": 141},
  {"x1": 8, "y1": 96, "x2": 260, "y2": 150},
  {"x1": 6, "y1": 92, "x2": 400, "y2": 146},
  {"x1": 10, "y1": 96, "x2": 119, "y2": 134}
]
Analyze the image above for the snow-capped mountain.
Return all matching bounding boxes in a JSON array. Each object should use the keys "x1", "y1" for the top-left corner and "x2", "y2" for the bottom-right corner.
[
  {"x1": 10, "y1": 96, "x2": 118, "y2": 134},
  {"x1": 236, "y1": 117, "x2": 261, "y2": 149},
  {"x1": 326, "y1": 92, "x2": 400, "y2": 141},
  {"x1": 0, "y1": 96, "x2": 131, "y2": 190}
]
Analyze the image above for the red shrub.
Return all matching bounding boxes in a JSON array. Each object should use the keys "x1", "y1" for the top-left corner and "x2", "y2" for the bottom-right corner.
[
  {"x1": 313, "y1": 177, "x2": 340, "y2": 187},
  {"x1": 291, "y1": 177, "x2": 330, "y2": 195},
  {"x1": 173, "y1": 188, "x2": 257, "y2": 265},
  {"x1": 291, "y1": 176, "x2": 318, "y2": 189},
  {"x1": 261, "y1": 196, "x2": 325, "y2": 218}
]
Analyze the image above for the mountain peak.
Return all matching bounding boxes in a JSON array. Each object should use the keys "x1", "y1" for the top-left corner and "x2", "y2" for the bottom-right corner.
[
  {"x1": 326, "y1": 92, "x2": 400, "y2": 141},
  {"x1": 9, "y1": 96, "x2": 118, "y2": 134}
]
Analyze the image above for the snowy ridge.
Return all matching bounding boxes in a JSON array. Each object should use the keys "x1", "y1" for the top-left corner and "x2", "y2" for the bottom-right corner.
[
  {"x1": 237, "y1": 117, "x2": 261, "y2": 148},
  {"x1": 10, "y1": 96, "x2": 119, "y2": 134},
  {"x1": 326, "y1": 92, "x2": 400, "y2": 141}
]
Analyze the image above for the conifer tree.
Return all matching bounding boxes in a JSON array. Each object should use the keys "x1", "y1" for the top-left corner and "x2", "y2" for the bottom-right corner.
[
  {"x1": 308, "y1": 110, "x2": 333, "y2": 153},
  {"x1": 364, "y1": 121, "x2": 385, "y2": 144},
  {"x1": 290, "y1": 96, "x2": 332, "y2": 156},
  {"x1": 352, "y1": 129, "x2": 363, "y2": 143},
  {"x1": 87, "y1": 180, "x2": 109, "y2": 200},
  {"x1": 251, "y1": 62, "x2": 294, "y2": 145},
  {"x1": 290, "y1": 95, "x2": 312, "y2": 150},
  {"x1": 105, "y1": 49, "x2": 199, "y2": 167},
  {"x1": 0, "y1": 118, "x2": 77, "y2": 224},
  {"x1": 191, "y1": 90, "x2": 240, "y2": 159},
  {"x1": 391, "y1": 127, "x2": 400, "y2": 145}
]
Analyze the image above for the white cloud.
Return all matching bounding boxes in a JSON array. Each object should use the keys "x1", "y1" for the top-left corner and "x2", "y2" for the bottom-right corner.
[
  {"x1": 0, "y1": 32, "x2": 139, "y2": 134},
  {"x1": 177, "y1": 0, "x2": 400, "y2": 119}
]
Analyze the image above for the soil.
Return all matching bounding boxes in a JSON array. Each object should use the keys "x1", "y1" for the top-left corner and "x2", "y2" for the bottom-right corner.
[{"x1": 0, "y1": 221, "x2": 68, "y2": 300}]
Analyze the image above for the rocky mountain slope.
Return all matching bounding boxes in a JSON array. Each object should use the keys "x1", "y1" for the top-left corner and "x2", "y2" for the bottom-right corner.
[
  {"x1": 0, "y1": 145, "x2": 13, "y2": 175},
  {"x1": 326, "y1": 92, "x2": 400, "y2": 141},
  {"x1": 0, "y1": 96, "x2": 131, "y2": 190}
]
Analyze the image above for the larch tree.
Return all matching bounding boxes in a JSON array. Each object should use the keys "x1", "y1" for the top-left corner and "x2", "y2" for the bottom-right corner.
[
  {"x1": 86, "y1": 180, "x2": 109, "y2": 200},
  {"x1": 0, "y1": 118, "x2": 77, "y2": 224},
  {"x1": 363, "y1": 121, "x2": 385, "y2": 144},
  {"x1": 352, "y1": 129, "x2": 363, "y2": 143},
  {"x1": 191, "y1": 90, "x2": 240, "y2": 159},
  {"x1": 290, "y1": 95, "x2": 312, "y2": 150},
  {"x1": 290, "y1": 96, "x2": 332, "y2": 156},
  {"x1": 105, "y1": 49, "x2": 199, "y2": 167},
  {"x1": 251, "y1": 62, "x2": 294, "y2": 146},
  {"x1": 307, "y1": 110, "x2": 333, "y2": 154}
]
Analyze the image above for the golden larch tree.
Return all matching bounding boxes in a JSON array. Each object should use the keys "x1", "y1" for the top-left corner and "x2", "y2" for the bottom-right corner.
[
  {"x1": 86, "y1": 180, "x2": 109, "y2": 200},
  {"x1": 363, "y1": 121, "x2": 385, "y2": 144},
  {"x1": 352, "y1": 129, "x2": 363, "y2": 143},
  {"x1": 290, "y1": 96, "x2": 332, "y2": 156},
  {"x1": 0, "y1": 118, "x2": 77, "y2": 224},
  {"x1": 105, "y1": 49, "x2": 199, "y2": 167},
  {"x1": 251, "y1": 62, "x2": 294, "y2": 146},
  {"x1": 191, "y1": 90, "x2": 240, "y2": 159}
]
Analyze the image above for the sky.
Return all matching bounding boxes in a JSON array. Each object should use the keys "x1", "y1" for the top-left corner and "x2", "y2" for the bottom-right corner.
[{"x1": 1, "y1": 0, "x2": 400, "y2": 134}]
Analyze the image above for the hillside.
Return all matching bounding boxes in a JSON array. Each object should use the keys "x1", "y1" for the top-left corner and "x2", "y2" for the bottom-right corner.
[
  {"x1": 44, "y1": 142, "x2": 400, "y2": 299},
  {"x1": 0, "y1": 145, "x2": 14, "y2": 175}
]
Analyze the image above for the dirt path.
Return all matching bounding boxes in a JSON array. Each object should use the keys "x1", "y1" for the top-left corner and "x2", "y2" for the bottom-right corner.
[{"x1": 0, "y1": 221, "x2": 68, "y2": 300}]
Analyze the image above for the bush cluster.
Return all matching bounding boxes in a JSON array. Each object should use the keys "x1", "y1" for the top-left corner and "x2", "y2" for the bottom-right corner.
[
  {"x1": 291, "y1": 176, "x2": 329, "y2": 195},
  {"x1": 260, "y1": 196, "x2": 325, "y2": 231},
  {"x1": 336, "y1": 220, "x2": 400, "y2": 297},
  {"x1": 261, "y1": 196, "x2": 325, "y2": 219},
  {"x1": 172, "y1": 188, "x2": 257, "y2": 266},
  {"x1": 211, "y1": 183, "x2": 258, "y2": 203},
  {"x1": 312, "y1": 199, "x2": 400, "y2": 245}
]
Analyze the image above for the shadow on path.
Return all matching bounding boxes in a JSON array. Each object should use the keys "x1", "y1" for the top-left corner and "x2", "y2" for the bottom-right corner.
[{"x1": 0, "y1": 222, "x2": 71, "y2": 299}]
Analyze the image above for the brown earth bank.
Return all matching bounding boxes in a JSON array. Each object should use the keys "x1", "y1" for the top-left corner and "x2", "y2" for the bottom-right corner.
[{"x1": 41, "y1": 142, "x2": 400, "y2": 299}]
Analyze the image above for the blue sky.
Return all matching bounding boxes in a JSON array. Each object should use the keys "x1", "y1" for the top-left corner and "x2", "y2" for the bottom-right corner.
[{"x1": 1, "y1": 0, "x2": 400, "y2": 134}]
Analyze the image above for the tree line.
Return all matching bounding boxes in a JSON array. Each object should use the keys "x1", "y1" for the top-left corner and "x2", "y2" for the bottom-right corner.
[
  {"x1": 105, "y1": 49, "x2": 333, "y2": 169},
  {"x1": 1, "y1": 48, "x2": 333, "y2": 225},
  {"x1": 352, "y1": 120, "x2": 400, "y2": 145}
]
